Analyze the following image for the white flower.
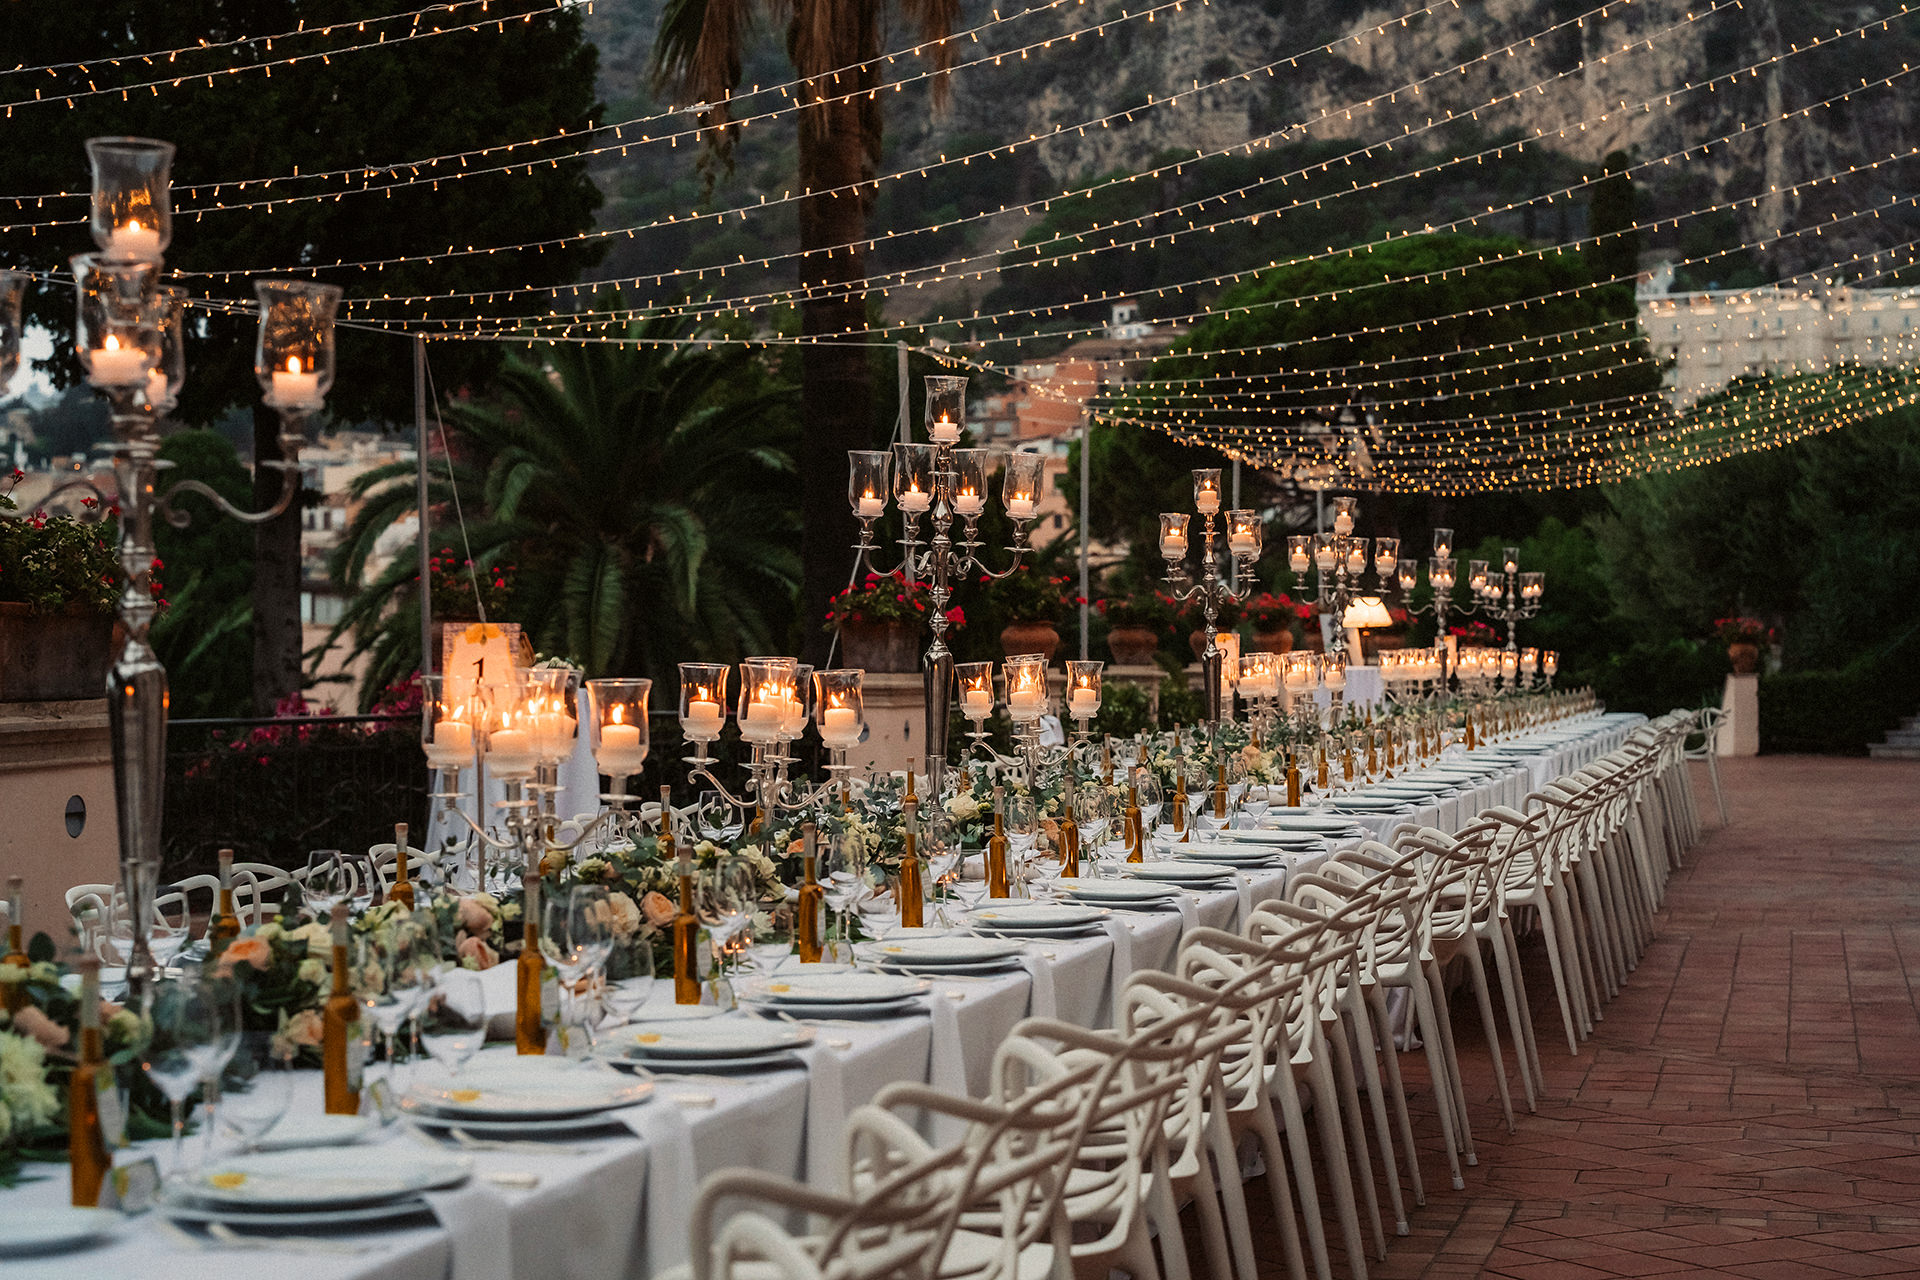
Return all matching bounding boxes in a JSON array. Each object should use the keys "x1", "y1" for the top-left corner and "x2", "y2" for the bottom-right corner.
[
  {"x1": 0, "y1": 1029, "x2": 59, "y2": 1131},
  {"x1": 945, "y1": 795, "x2": 985, "y2": 822},
  {"x1": 285, "y1": 921, "x2": 332, "y2": 952},
  {"x1": 297, "y1": 958, "x2": 328, "y2": 987}
]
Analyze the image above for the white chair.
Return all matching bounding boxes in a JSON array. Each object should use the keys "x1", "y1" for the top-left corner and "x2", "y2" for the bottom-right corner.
[{"x1": 1682, "y1": 705, "x2": 1730, "y2": 826}]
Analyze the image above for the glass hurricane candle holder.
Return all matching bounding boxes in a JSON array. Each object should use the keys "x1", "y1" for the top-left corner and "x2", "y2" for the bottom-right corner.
[
  {"x1": 1321, "y1": 650, "x2": 1348, "y2": 693},
  {"x1": 1543, "y1": 650, "x2": 1559, "y2": 679},
  {"x1": 1468, "y1": 560, "x2": 1489, "y2": 593},
  {"x1": 1396, "y1": 560, "x2": 1417, "y2": 592},
  {"x1": 892, "y1": 442, "x2": 936, "y2": 517},
  {"x1": 1312, "y1": 532, "x2": 1337, "y2": 572},
  {"x1": 1287, "y1": 534, "x2": 1311, "y2": 575},
  {"x1": 814, "y1": 670, "x2": 865, "y2": 748},
  {"x1": 1503, "y1": 547, "x2": 1520, "y2": 576},
  {"x1": 585, "y1": 678, "x2": 652, "y2": 780},
  {"x1": 678, "y1": 663, "x2": 730, "y2": 744},
  {"x1": 1520, "y1": 648, "x2": 1539, "y2": 678},
  {"x1": 1521, "y1": 571, "x2": 1545, "y2": 601},
  {"x1": 1001, "y1": 452, "x2": 1042, "y2": 521},
  {"x1": 481, "y1": 678, "x2": 539, "y2": 781},
  {"x1": 1226, "y1": 509, "x2": 1261, "y2": 560},
  {"x1": 925, "y1": 374, "x2": 966, "y2": 445},
  {"x1": 145, "y1": 285, "x2": 187, "y2": 415},
  {"x1": 849, "y1": 450, "x2": 891, "y2": 520},
  {"x1": 255, "y1": 280, "x2": 341, "y2": 412},
  {"x1": 87, "y1": 136, "x2": 174, "y2": 263},
  {"x1": 1282, "y1": 652, "x2": 1312, "y2": 695},
  {"x1": 1432, "y1": 527, "x2": 1453, "y2": 559},
  {"x1": 1331, "y1": 495, "x2": 1358, "y2": 536},
  {"x1": 1191, "y1": 468, "x2": 1221, "y2": 515},
  {"x1": 1003, "y1": 654, "x2": 1048, "y2": 723},
  {"x1": 952, "y1": 448, "x2": 990, "y2": 518},
  {"x1": 782, "y1": 664, "x2": 814, "y2": 740},
  {"x1": 421, "y1": 674, "x2": 479, "y2": 774},
  {"x1": 737, "y1": 658, "x2": 797, "y2": 745},
  {"x1": 955, "y1": 661, "x2": 995, "y2": 723},
  {"x1": 1343, "y1": 537, "x2": 1369, "y2": 575},
  {"x1": 1374, "y1": 536, "x2": 1399, "y2": 577},
  {"x1": 72, "y1": 255, "x2": 162, "y2": 391},
  {"x1": 0, "y1": 271, "x2": 27, "y2": 395},
  {"x1": 1064, "y1": 660, "x2": 1103, "y2": 724},
  {"x1": 1158, "y1": 512, "x2": 1190, "y2": 562},
  {"x1": 525, "y1": 667, "x2": 579, "y2": 766},
  {"x1": 1430, "y1": 555, "x2": 1456, "y2": 591}
]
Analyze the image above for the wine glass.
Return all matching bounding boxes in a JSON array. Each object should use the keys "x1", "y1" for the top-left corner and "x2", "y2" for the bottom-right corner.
[
  {"x1": 544, "y1": 885, "x2": 616, "y2": 1048},
  {"x1": 358, "y1": 917, "x2": 436, "y2": 1090},
  {"x1": 1004, "y1": 793, "x2": 1039, "y2": 896},
  {"x1": 217, "y1": 1033, "x2": 294, "y2": 1155},
  {"x1": 1076, "y1": 788, "x2": 1114, "y2": 873},
  {"x1": 194, "y1": 966, "x2": 243, "y2": 1165},
  {"x1": 745, "y1": 906, "x2": 795, "y2": 979},
  {"x1": 420, "y1": 968, "x2": 489, "y2": 1075},
  {"x1": 144, "y1": 975, "x2": 217, "y2": 1176},
  {"x1": 820, "y1": 829, "x2": 869, "y2": 962},
  {"x1": 1135, "y1": 769, "x2": 1165, "y2": 833},
  {"x1": 303, "y1": 849, "x2": 348, "y2": 919}
]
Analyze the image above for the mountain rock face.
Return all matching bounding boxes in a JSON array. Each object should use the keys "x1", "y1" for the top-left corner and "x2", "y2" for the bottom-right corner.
[{"x1": 589, "y1": 0, "x2": 1920, "y2": 299}]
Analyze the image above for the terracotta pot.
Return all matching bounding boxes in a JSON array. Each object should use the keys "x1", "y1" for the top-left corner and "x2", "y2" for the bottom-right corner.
[
  {"x1": 1000, "y1": 620, "x2": 1061, "y2": 664},
  {"x1": 1727, "y1": 642, "x2": 1760, "y2": 675},
  {"x1": 1107, "y1": 625, "x2": 1159, "y2": 666},
  {"x1": 839, "y1": 619, "x2": 921, "y2": 673},
  {"x1": 1251, "y1": 628, "x2": 1296, "y2": 655},
  {"x1": 0, "y1": 602, "x2": 117, "y2": 701}
]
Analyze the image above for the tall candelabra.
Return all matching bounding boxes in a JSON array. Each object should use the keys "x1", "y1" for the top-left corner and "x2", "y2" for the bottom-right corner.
[
  {"x1": 0, "y1": 137, "x2": 338, "y2": 1006},
  {"x1": 1467, "y1": 545, "x2": 1546, "y2": 651},
  {"x1": 846, "y1": 375, "x2": 1043, "y2": 799},
  {"x1": 676, "y1": 660, "x2": 864, "y2": 831},
  {"x1": 1159, "y1": 468, "x2": 1261, "y2": 724},
  {"x1": 1283, "y1": 495, "x2": 1398, "y2": 657},
  {"x1": 1395, "y1": 527, "x2": 1461, "y2": 685}
]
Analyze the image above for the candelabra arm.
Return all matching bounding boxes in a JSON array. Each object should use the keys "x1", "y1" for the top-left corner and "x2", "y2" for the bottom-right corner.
[{"x1": 0, "y1": 474, "x2": 118, "y2": 522}]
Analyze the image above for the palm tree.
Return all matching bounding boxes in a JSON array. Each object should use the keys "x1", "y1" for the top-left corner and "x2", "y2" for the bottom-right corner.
[
  {"x1": 324, "y1": 316, "x2": 801, "y2": 705},
  {"x1": 652, "y1": 0, "x2": 958, "y2": 666}
]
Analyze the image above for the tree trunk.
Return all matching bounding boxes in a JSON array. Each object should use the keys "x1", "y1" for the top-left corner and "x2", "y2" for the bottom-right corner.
[
  {"x1": 794, "y1": 61, "x2": 879, "y2": 670},
  {"x1": 251, "y1": 402, "x2": 305, "y2": 714}
]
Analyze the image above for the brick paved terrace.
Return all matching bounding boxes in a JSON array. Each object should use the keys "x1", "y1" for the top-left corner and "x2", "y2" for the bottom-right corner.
[{"x1": 1211, "y1": 755, "x2": 1920, "y2": 1280}]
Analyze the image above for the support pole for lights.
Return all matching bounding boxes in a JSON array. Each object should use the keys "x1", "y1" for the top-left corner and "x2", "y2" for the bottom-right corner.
[{"x1": 415, "y1": 336, "x2": 432, "y2": 677}]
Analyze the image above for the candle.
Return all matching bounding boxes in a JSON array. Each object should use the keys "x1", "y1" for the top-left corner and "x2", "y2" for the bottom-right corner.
[
  {"x1": 954, "y1": 488, "x2": 984, "y2": 516},
  {"x1": 1323, "y1": 666, "x2": 1346, "y2": 692},
  {"x1": 930, "y1": 416, "x2": 959, "y2": 444},
  {"x1": 146, "y1": 367, "x2": 169, "y2": 408},
  {"x1": 1229, "y1": 532, "x2": 1256, "y2": 557},
  {"x1": 271, "y1": 355, "x2": 323, "y2": 410},
  {"x1": 106, "y1": 219, "x2": 162, "y2": 261},
  {"x1": 858, "y1": 492, "x2": 885, "y2": 518},
  {"x1": 1284, "y1": 668, "x2": 1308, "y2": 692},
  {"x1": 1345, "y1": 548, "x2": 1366, "y2": 573},
  {"x1": 1289, "y1": 551, "x2": 1310, "y2": 573},
  {"x1": 532, "y1": 711, "x2": 574, "y2": 759},
  {"x1": 1068, "y1": 689, "x2": 1098, "y2": 720},
  {"x1": 87, "y1": 335, "x2": 147, "y2": 388},
  {"x1": 1008, "y1": 688, "x2": 1041, "y2": 719},
  {"x1": 741, "y1": 699, "x2": 781, "y2": 741},
  {"x1": 683, "y1": 697, "x2": 723, "y2": 739},
  {"x1": 1333, "y1": 511, "x2": 1353, "y2": 536},
  {"x1": 1005, "y1": 496, "x2": 1035, "y2": 519},
  {"x1": 1195, "y1": 486, "x2": 1219, "y2": 514},
  {"x1": 777, "y1": 694, "x2": 807, "y2": 737},
  {"x1": 425, "y1": 718, "x2": 473, "y2": 769},
  {"x1": 597, "y1": 721, "x2": 646, "y2": 775},
  {"x1": 962, "y1": 690, "x2": 993, "y2": 720},
  {"x1": 899, "y1": 483, "x2": 931, "y2": 515},
  {"x1": 1315, "y1": 547, "x2": 1337, "y2": 572},
  {"x1": 820, "y1": 705, "x2": 859, "y2": 745},
  {"x1": 486, "y1": 727, "x2": 538, "y2": 776},
  {"x1": 1160, "y1": 532, "x2": 1188, "y2": 559}
]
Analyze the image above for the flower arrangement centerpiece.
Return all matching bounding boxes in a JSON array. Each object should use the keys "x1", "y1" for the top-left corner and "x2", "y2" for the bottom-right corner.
[{"x1": 569, "y1": 830, "x2": 786, "y2": 978}]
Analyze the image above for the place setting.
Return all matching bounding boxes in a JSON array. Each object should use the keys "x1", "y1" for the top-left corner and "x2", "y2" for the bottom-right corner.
[
  {"x1": 852, "y1": 934, "x2": 1029, "y2": 977},
  {"x1": 400, "y1": 1055, "x2": 656, "y2": 1136},
  {"x1": 964, "y1": 901, "x2": 1111, "y2": 939},
  {"x1": 596, "y1": 1019, "x2": 817, "y2": 1075},
  {"x1": 156, "y1": 1146, "x2": 474, "y2": 1233},
  {"x1": 1057, "y1": 877, "x2": 1183, "y2": 911},
  {"x1": 737, "y1": 970, "x2": 934, "y2": 1021}
]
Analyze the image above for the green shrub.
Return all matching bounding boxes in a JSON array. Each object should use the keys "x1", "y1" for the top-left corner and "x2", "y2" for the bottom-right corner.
[{"x1": 1760, "y1": 623, "x2": 1920, "y2": 754}]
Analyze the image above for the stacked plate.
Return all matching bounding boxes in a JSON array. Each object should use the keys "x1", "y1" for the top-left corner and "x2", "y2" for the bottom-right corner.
[
  {"x1": 600, "y1": 1020, "x2": 815, "y2": 1073},
  {"x1": 402, "y1": 1057, "x2": 655, "y2": 1134},
  {"x1": 967, "y1": 903, "x2": 1109, "y2": 938},
  {"x1": 1260, "y1": 815, "x2": 1366, "y2": 838},
  {"x1": 740, "y1": 971, "x2": 931, "y2": 1019},
  {"x1": 158, "y1": 1147, "x2": 470, "y2": 1230},
  {"x1": 856, "y1": 935, "x2": 1027, "y2": 976},
  {"x1": 1060, "y1": 879, "x2": 1179, "y2": 910},
  {"x1": 1210, "y1": 830, "x2": 1325, "y2": 853},
  {"x1": 1173, "y1": 843, "x2": 1283, "y2": 870},
  {"x1": 1125, "y1": 861, "x2": 1237, "y2": 890}
]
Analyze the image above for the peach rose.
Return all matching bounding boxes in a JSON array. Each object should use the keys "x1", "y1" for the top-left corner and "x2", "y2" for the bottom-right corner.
[
  {"x1": 214, "y1": 935, "x2": 271, "y2": 977},
  {"x1": 640, "y1": 891, "x2": 677, "y2": 928},
  {"x1": 603, "y1": 892, "x2": 642, "y2": 941},
  {"x1": 12, "y1": 1005, "x2": 70, "y2": 1051},
  {"x1": 457, "y1": 934, "x2": 500, "y2": 970},
  {"x1": 456, "y1": 895, "x2": 494, "y2": 936},
  {"x1": 285, "y1": 1008, "x2": 325, "y2": 1047}
]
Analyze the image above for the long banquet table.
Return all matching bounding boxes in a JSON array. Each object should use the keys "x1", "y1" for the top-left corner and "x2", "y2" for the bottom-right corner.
[{"x1": 2, "y1": 713, "x2": 1646, "y2": 1280}]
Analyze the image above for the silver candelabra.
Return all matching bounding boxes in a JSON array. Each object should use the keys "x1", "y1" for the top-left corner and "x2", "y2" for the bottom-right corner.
[{"x1": 1158, "y1": 468, "x2": 1262, "y2": 724}]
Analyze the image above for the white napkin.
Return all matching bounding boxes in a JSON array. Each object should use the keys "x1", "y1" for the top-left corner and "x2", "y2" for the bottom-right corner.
[
  {"x1": 633, "y1": 1098, "x2": 696, "y2": 1274},
  {"x1": 1020, "y1": 949, "x2": 1060, "y2": 1020},
  {"x1": 425, "y1": 1180, "x2": 515, "y2": 1280}
]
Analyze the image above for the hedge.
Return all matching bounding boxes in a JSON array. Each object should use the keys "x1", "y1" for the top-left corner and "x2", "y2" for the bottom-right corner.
[{"x1": 1759, "y1": 622, "x2": 1920, "y2": 755}]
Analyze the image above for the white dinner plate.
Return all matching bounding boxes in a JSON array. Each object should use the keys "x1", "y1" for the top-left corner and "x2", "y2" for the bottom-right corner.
[
  {"x1": 1124, "y1": 862, "x2": 1238, "y2": 884},
  {"x1": 1332, "y1": 800, "x2": 1414, "y2": 812},
  {"x1": 159, "y1": 1191, "x2": 436, "y2": 1230},
  {"x1": 404, "y1": 1058, "x2": 653, "y2": 1118},
  {"x1": 742, "y1": 995, "x2": 927, "y2": 1018},
  {"x1": 407, "y1": 1106, "x2": 646, "y2": 1135},
  {"x1": 1173, "y1": 846, "x2": 1282, "y2": 865},
  {"x1": 181, "y1": 1148, "x2": 473, "y2": 1209},
  {"x1": 0, "y1": 1208, "x2": 120, "y2": 1256},
  {"x1": 616, "y1": 1022, "x2": 814, "y2": 1059},
  {"x1": 742, "y1": 972, "x2": 931, "y2": 1005},
  {"x1": 252, "y1": 1112, "x2": 373, "y2": 1152},
  {"x1": 868, "y1": 957, "x2": 1027, "y2": 977},
  {"x1": 855, "y1": 936, "x2": 1026, "y2": 967},
  {"x1": 1209, "y1": 830, "x2": 1324, "y2": 846},
  {"x1": 620, "y1": 1003, "x2": 726, "y2": 1023},
  {"x1": 967, "y1": 904, "x2": 1106, "y2": 929},
  {"x1": 1062, "y1": 880, "x2": 1178, "y2": 904},
  {"x1": 607, "y1": 1046, "x2": 805, "y2": 1074},
  {"x1": 1261, "y1": 816, "x2": 1366, "y2": 834}
]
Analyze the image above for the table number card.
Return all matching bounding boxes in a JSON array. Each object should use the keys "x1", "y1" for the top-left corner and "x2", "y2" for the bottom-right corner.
[{"x1": 441, "y1": 621, "x2": 529, "y2": 706}]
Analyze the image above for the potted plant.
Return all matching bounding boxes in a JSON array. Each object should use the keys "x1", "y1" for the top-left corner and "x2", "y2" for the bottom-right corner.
[
  {"x1": 825, "y1": 571, "x2": 958, "y2": 672},
  {"x1": 1177, "y1": 595, "x2": 1242, "y2": 661},
  {"x1": 1713, "y1": 616, "x2": 1773, "y2": 674},
  {"x1": 0, "y1": 470, "x2": 124, "y2": 702},
  {"x1": 992, "y1": 567, "x2": 1071, "y2": 662},
  {"x1": 1243, "y1": 592, "x2": 1305, "y2": 654},
  {"x1": 1099, "y1": 592, "x2": 1174, "y2": 666}
]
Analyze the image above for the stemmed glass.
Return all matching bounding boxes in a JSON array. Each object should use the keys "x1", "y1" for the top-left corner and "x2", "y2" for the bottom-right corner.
[
  {"x1": 303, "y1": 849, "x2": 349, "y2": 920},
  {"x1": 745, "y1": 905, "x2": 795, "y2": 979},
  {"x1": 927, "y1": 832, "x2": 963, "y2": 927},
  {"x1": 1005, "y1": 794, "x2": 1039, "y2": 897},
  {"x1": 697, "y1": 858, "x2": 755, "y2": 1002},
  {"x1": 543, "y1": 885, "x2": 616, "y2": 1049},
  {"x1": 106, "y1": 888, "x2": 188, "y2": 977},
  {"x1": 1135, "y1": 770, "x2": 1165, "y2": 838},
  {"x1": 1077, "y1": 788, "x2": 1117, "y2": 877},
  {"x1": 143, "y1": 975, "x2": 217, "y2": 1177},
  {"x1": 820, "y1": 829, "x2": 869, "y2": 962},
  {"x1": 196, "y1": 967, "x2": 243, "y2": 1165},
  {"x1": 358, "y1": 915, "x2": 437, "y2": 1092},
  {"x1": 217, "y1": 1033, "x2": 294, "y2": 1155},
  {"x1": 420, "y1": 968, "x2": 490, "y2": 1075}
]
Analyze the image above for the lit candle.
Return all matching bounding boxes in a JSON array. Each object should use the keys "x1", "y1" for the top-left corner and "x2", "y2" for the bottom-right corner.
[
  {"x1": 1283, "y1": 666, "x2": 1308, "y2": 692},
  {"x1": 953, "y1": 486, "x2": 984, "y2": 516},
  {"x1": 1195, "y1": 485, "x2": 1219, "y2": 514},
  {"x1": 486, "y1": 727, "x2": 537, "y2": 776},
  {"x1": 820, "y1": 705, "x2": 859, "y2": 746},
  {"x1": 1289, "y1": 550, "x2": 1310, "y2": 573},
  {"x1": 1068, "y1": 689, "x2": 1098, "y2": 720},
  {"x1": 1375, "y1": 553, "x2": 1396, "y2": 575},
  {"x1": 597, "y1": 721, "x2": 646, "y2": 775},
  {"x1": 1008, "y1": 687, "x2": 1042, "y2": 719},
  {"x1": 741, "y1": 699, "x2": 782, "y2": 741},
  {"x1": 1160, "y1": 531, "x2": 1188, "y2": 559},
  {"x1": 271, "y1": 355, "x2": 323, "y2": 410},
  {"x1": 145, "y1": 367, "x2": 169, "y2": 408},
  {"x1": 1323, "y1": 665, "x2": 1346, "y2": 692},
  {"x1": 1229, "y1": 531, "x2": 1256, "y2": 557},
  {"x1": 777, "y1": 693, "x2": 807, "y2": 737},
  {"x1": 106, "y1": 219, "x2": 162, "y2": 262},
  {"x1": 533, "y1": 710, "x2": 574, "y2": 759},
  {"x1": 930, "y1": 415, "x2": 959, "y2": 444},
  {"x1": 1005, "y1": 495, "x2": 1035, "y2": 519},
  {"x1": 683, "y1": 696, "x2": 723, "y2": 739},
  {"x1": 858, "y1": 491, "x2": 885, "y2": 518},
  {"x1": 962, "y1": 689, "x2": 993, "y2": 720},
  {"x1": 1333, "y1": 510, "x2": 1354, "y2": 536},
  {"x1": 899, "y1": 482, "x2": 931, "y2": 515},
  {"x1": 1345, "y1": 547, "x2": 1367, "y2": 574},
  {"x1": 425, "y1": 718, "x2": 473, "y2": 769},
  {"x1": 87, "y1": 334, "x2": 147, "y2": 387},
  {"x1": 1314, "y1": 546, "x2": 1337, "y2": 572}
]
